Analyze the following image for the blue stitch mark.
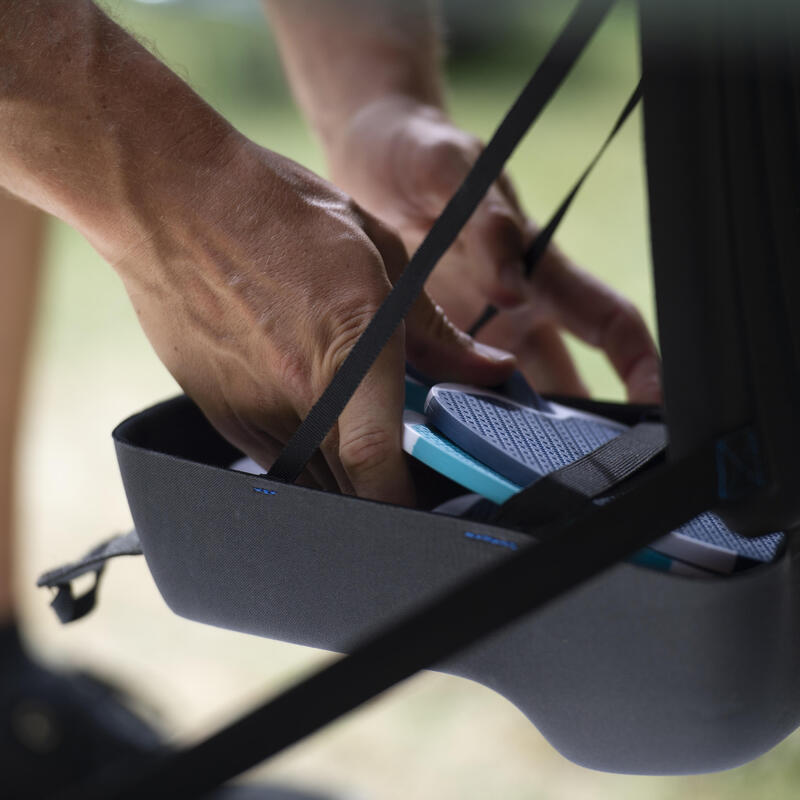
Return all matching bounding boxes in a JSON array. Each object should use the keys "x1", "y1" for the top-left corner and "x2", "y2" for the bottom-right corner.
[
  {"x1": 464, "y1": 531, "x2": 518, "y2": 552},
  {"x1": 253, "y1": 487, "x2": 278, "y2": 496}
]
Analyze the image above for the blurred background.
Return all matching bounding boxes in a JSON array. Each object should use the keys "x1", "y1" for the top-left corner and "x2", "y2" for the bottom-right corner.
[{"x1": 15, "y1": 1, "x2": 800, "y2": 798}]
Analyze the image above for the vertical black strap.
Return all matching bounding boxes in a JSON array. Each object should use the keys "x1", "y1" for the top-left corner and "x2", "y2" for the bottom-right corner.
[
  {"x1": 468, "y1": 80, "x2": 643, "y2": 337},
  {"x1": 267, "y1": 0, "x2": 617, "y2": 484}
]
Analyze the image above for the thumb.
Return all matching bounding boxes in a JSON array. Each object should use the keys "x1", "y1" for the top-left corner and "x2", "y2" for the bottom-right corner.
[
  {"x1": 405, "y1": 289, "x2": 517, "y2": 385},
  {"x1": 360, "y1": 207, "x2": 517, "y2": 386}
]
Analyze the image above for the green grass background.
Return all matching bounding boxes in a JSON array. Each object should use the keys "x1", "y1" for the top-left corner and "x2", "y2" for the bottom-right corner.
[{"x1": 16, "y1": 2, "x2": 800, "y2": 798}]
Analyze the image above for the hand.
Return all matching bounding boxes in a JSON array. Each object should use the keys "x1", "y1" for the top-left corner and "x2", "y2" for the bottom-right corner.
[
  {"x1": 327, "y1": 96, "x2": 662, "y2": 403},
  {"x1": 114, "y1": 135, "x2": 516, "y2": 505}
]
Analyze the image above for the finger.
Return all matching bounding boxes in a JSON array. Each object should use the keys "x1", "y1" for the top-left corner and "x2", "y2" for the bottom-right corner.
[
  {"x1": 533, "y1": 251, "x2": 662, "y2": 403},
  {"x1": 388, "y1": 223, "x2": 481, "y2": 330},
  {"x1": 209, "y1": 410, "x2": 335, "y2": 491},
  {"x1": 499, "y1": 321, "x2": 588, "y2": 397},
  {"x1": 457, "y1": 183, "x2": 531, "y2": 309},
  {"x1": 244, "y1": 428, "x2": 337, "y2": 492},
  {"x1": 289, "y1": 451, "x2": 337, "y2": 491},
  {"x1": 623, "y1": 352, "x2": 663, "y2": 405},
  {"x1": 400, "y1": 123, "x2": 480, "y2": 220},
  {"x1": 318, "y1": 425, "x2": 355, "y2": 496},
  {"x1": 400, "y1": 130, "x2": 531, "y2": 310},
  {"x1": 337, "y1": 328, "x2": 416, "y2": 506},
  {"x1": 405, "y1": 289, "x2": 517, "y2": 385},
  {"x1": 361, "y1": 213, "x2": 518, "y2": 386},
  {"x1": 496, "y1": 170, "x2": 526, "y2": 217}
]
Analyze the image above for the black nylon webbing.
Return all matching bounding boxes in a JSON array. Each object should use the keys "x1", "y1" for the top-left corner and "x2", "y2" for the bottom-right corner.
[
  {"x1": 468, "y1": 79, "x2": 643, "y2": 337},
  {"x1": 37, "y1": 530, "x2": 142, "y2": 624},
  {"x1": 492, "y1": 422, "x2": 667, "y2": 532},
  {"x1": 267, "y1": 0, "x2": 616, "y2": 484}
]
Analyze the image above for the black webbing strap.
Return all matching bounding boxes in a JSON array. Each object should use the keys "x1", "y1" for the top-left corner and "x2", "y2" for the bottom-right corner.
[
  {"x1": 493, "y1": 422, "x2": 667, "y2": 532},
  {"x1": 37, "y1": 530, "x2": 142, "y2": 624},
  {"x1": 79, "y1": 444, "x2": 718, "y2": 800},
  {"x1": 267, "y1": 0, "x2": 616, "y2": 485},
  {"x1": 468, "y1": 79, "x2": 643, "y2": 337}
]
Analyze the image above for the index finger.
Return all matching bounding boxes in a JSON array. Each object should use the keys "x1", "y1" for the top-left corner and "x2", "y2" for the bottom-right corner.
[
  {"x1": 337, "y1": 326, "x2": 416, "y2": 506},
  {"x1": 532, "y1": 249, "x2": 662, "y2": 403}
]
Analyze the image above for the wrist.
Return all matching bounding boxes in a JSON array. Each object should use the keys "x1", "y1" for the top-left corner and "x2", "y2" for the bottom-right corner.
[
  {"x1": 89, "y1": 118, "x2": 244, "y2": 270},
  {"x1": 57, "y1": 56, "x2": 244, "y2": 268},
  {"x1": 108, "y1": 129, "x2": 255, "y2": 287},
  {"x1": 326, "y1": 94, "x2": 447, "y2": 181}
]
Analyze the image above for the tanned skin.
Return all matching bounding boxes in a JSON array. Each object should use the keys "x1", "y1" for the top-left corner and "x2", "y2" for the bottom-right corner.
[
  {"x1": 0, "y1": 0, "x2": 517, "y2": 617},
  {"x1": 0, "y1": 193, "x2": 43, "y2": 623},
  {"x1": 0, "y1": 0, "x2": 517, "y2": 504},
  {"x1": 266, "y1": 0, "x2": 662, "y2": 402},
  {"x1": 0, "y1": 0, "x2": 660, "y2": 618}
]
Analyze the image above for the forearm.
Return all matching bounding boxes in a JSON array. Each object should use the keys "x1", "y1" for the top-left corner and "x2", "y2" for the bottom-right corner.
[
  {"x1": 0, "y1": 193, "x2": 44, "y2": 621},
  {"x1": 0, "y1": 0, "x2": 239, "y2": 267},
  {"x1": 264, "y1": 0, "x2": 444, "y2": 153}
]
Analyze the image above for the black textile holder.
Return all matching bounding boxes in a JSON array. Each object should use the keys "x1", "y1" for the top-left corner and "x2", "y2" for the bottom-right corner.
[{"x1": 67, "y1": 442, "x2": 719, "y2": 800}]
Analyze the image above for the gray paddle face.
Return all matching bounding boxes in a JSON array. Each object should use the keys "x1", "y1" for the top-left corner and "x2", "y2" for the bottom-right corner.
[
  {"x1": 419, "y1": 385, "x2": 784, "y2": 575},
  {"x1": 112, "y1": 396, "x2": 800, "y2": 775},
  {"x1": 425, "y1": 384, "x2": 625, "y2": 486}
]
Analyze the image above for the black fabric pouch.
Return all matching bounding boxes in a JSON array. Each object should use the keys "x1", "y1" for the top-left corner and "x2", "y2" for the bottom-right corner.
[{"x1": 100, "y1": 394, "x2": 800, "y2": 775}]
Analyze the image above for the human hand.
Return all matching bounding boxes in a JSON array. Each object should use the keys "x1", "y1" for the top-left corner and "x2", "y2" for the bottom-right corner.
[
  {"x1": 114, "y1": 135, "x2": 516, "y2": 506},
  {"x1": 327, "y1": 96, "x2": 662, "y2": 403},
  {"x1": 0, "y1": 0, "x2": 516, "y2": 508}
]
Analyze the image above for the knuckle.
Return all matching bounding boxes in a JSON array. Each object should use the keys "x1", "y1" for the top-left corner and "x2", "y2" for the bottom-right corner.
[
  {"x1": 598, "y1": 302, "x2": 652, "y2": 355},
  {"x1": 357, "y1": 210, "x2": 407, "y2": 272},
  {"x1": 344, "y1": 195, "x2": 368, "y2": 227},
  {"x1": 485, "y1": 206, "x2": 522, "y2": 243},
  {"x1": 606, "y1": 302, "x2": 646, "y2": 339},
  {"x1": 426, "y1": 136, "x2": 468, "y2": 166},
  {"x1": 374, "y1": 219, "x2": 408, "y2": 263},
  {"x1": 277, "y1": 346, "x2": 313, "y2": 406},
  {"x1": 327, "y1": 219, "x2": 393, "y2": 277},
  {"x1": 483, "y1": 228, "x2": 525, "y2": 279},
  {"x1": 407, "y1": 300, "x2": 458, "y2": 360},
  {"x1": 417, "y1": 137, "x2": 473, "y2": 188}
]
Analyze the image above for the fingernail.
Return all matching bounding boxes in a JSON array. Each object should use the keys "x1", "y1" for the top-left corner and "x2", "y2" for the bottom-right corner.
[
  {"x1": 499, "y1": 262, "x2": 527, "y2": 300},
  {"x1": 628, "y1": 357, "x2": 663, "y2": 403},
  {"x1": 473, "y1": 340, "x2": 516, "y2": 364}
]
